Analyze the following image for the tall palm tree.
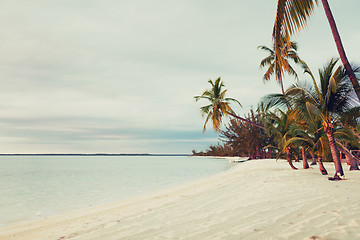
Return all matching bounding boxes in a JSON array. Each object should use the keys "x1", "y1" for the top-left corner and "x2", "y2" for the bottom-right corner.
[
  {"x1": 195, "y1": 77, "x2": 265, "y2": 133},
  {"x1": 273, "y1": 0, "x2": 360, "y2": 101},
  {"x1": 194, "y1": 77, "x2": 241, "y2": 133},
  {"x1": 259, "y1": 40, "x2": 302, "y2": 94}
]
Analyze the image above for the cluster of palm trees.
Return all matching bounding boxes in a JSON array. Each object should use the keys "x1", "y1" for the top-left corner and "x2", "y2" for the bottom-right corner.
[
  {"x1": 195, "y1": 62, "x2": 360, "y2": 180},
  {"x1": 194, "y1": 0, "x2": 360, "y2": 181},
  {"x1": 262, "y1": 58, "x2": 360, "y2": 179}
]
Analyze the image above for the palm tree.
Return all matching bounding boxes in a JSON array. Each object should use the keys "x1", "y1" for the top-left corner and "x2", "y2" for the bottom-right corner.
[
  {"x1": 259, "y1": 40, "x2": 302, "y2": 94},
  {"x1": 195, "y1": 77, "x2": 265, "y2": 134},
  {"x1": 263, "y1": 109, "x2": 298, "y2": 170},
  {"x1": 273, "y1": 0, "x2": 360, "y2": 101},
  {"x1": 194, "y1": 77, "x2": 241, "y2": 133},
  {"x1": 286, "y1": 59, "x2": 358, "y2": 179},
  {"x1": 285, "y1": 119, "x2": 328, "y2": 174},
  {"x1": 286, "y1": 123, "x2": 311, "y2": 169}
]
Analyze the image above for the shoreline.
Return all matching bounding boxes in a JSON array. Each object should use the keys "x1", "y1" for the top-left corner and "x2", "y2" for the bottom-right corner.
[{"x1": 1, "y1": 159, "x2": 360, "y2": 240}]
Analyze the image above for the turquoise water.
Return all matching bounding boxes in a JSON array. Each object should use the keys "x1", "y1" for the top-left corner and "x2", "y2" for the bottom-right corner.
[{"x1": 0, "y1": 155, "x2": 234, "y2": 226}]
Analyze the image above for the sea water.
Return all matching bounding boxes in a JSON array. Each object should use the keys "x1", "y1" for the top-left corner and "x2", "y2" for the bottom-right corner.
[{"x1": 0, "y1": 155, "x2": 234, "y2": 226}]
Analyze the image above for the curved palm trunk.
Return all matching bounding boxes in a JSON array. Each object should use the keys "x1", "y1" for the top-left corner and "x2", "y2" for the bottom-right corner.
[
  {"x1": 302, "y1": 147, "x2": 310, "y2": 169},
  {"x1": 324, "y1": 122, "x2": 344, "y2": 178},
  {"x1": 317, "y1": 155, "x2": 328, "y2": 175},
  {"x1": 286, "y1": 147, "x2": 297, "y2": 170},
  {"x1": 321, "y1": 0, "x2": 360, "y2": 101},
  {"x1": 279, "y1": 75, "x2": 285, "y2": 94},
  {"x1": 227, "y1": 112, "x2": 266, "y2": 129},
  {"x1": 310, "y1": 152, "x2": 317, "y2": 165},
  {"x1": 347, "y1": 155, "x2": 359, "y2": 171},
  {"x1": 336, "y1": 141, "x2": 359, "y2": 171},
  {"x1": 345, "y1": 154, "x2": 351, "y2": 165}
]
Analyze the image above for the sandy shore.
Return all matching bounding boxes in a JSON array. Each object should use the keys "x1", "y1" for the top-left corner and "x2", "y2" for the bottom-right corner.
[{"x1": 1, "y1": 159, "x2": 360, "y2": 240}]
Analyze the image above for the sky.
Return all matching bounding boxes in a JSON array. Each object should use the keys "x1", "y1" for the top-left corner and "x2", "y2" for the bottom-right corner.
[{"x1": 0, "y1": 1, "x2": 359, "y2": 154}]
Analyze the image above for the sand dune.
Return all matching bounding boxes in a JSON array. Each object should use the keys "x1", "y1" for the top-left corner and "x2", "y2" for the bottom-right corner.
[{"x1": 1, "y1": 159, "x2": 360, "y2": 240}]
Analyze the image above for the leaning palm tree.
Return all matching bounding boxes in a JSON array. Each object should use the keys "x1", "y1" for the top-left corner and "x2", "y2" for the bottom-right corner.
[
  {"x1": 259, "y1": 39, "x2": 302, "y2": 94},
  {"x1": 334, "y1": 127, "x2": 360, "y2": 171},
  {"x1": 195, "y1": 77, "x2": 265, "y2": 133},
  {"x1": 273, "y1": 0, "x2": 360, "y2": 101}
]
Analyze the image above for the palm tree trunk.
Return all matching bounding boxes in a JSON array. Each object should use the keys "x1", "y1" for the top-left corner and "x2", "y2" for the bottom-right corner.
[
  {"x1": 286, "y1": 147, "x2": 297, "y2": 170},
  {"x1": 279, "y1": 74, "x2": 285, "y2": 94},
  {"x1": 347, "y1": 154, "x2": 359, "y2": 171},
  {"x1": 336, "y1": 141, "x2": 360, "y2": 171},
  {"x1": 310, "y1": 152, "x2": 317, "y2": 165},
  {"x1": 345, "y1": 154, "x2": 351, "y2": 165},
  {"x1": 227, "y1": 112, "x2": 266, "y2": 129},
  {"x1": 317, "y1": 155, "x2": 328, "y2": 175},
  {"x1": 321, "y1": 0, "x2": 360, "y2": 101},
  {"x1": 324, "y1": 122, "x2": 344, "y2": 178},
  {"x1": 248, "y1": 149, "x2": 252, "y2": 160},
  {"x1": 302, "y1": 147, "x2": 309, "y2": 169}
]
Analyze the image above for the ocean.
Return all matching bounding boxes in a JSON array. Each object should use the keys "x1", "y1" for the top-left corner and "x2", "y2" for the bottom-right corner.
[{"x1": 0, "y1": 155, "x2": 234, "y2": 226}]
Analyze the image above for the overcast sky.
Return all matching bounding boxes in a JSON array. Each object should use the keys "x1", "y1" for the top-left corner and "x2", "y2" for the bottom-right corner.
[{"x1": 0, "y1": 1, "x2": 359, "y2": 154}]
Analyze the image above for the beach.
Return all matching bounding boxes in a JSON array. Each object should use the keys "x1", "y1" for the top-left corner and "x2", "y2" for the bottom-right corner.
[{"x1": 1, "y1": 159, "x2": 360, "y2": 240}]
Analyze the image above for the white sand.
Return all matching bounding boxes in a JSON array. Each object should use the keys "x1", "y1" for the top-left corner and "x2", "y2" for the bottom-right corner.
[{"x1": 1, "y1": 159, "x2": 360, "y2": 240}]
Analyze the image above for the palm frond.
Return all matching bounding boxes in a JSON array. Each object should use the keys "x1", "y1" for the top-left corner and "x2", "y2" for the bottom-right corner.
[{"x1": 273, "y1": 0, "x2": 319, "y2": 81}]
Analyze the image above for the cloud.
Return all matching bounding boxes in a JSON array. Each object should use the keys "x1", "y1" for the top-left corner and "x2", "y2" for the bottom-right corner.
[{"x1": 0, "y1": 1, "x2": 359, "y2": 153}]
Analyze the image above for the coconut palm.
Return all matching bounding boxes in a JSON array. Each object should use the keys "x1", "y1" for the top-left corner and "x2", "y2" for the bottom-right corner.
[
  {"x1": 273, "y1": 0, "x2": 360, "y2": 101},
  {"x1": 195, "y1": 77, "x2": 265, "y2": 134},
  {"x1": 286, "y1": 59, "x2": 359, "y2": 179},
  {"x1": 259, "y1": 77, "x2": 331, "y2": 173},
  {"x1": 285, "y1": 119, "x2": 328, "y2": 174},
  {"x1": 285, "y1": 124, "x2": 311, "y2": 169},
  {"x1": 263, "y1": 109, "x2": 298, "y2": 170},
  {"x1": 258, "y1": 40, "x2": 302, "y2": 94},
  {"x1": 194, "y1": 77, "x2": 241, "y2": 133}
]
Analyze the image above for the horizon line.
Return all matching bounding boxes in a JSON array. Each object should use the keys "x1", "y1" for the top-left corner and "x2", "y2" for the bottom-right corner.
[{"x1": 0, "y1": 153, "x2": 190, "y2": 156}]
